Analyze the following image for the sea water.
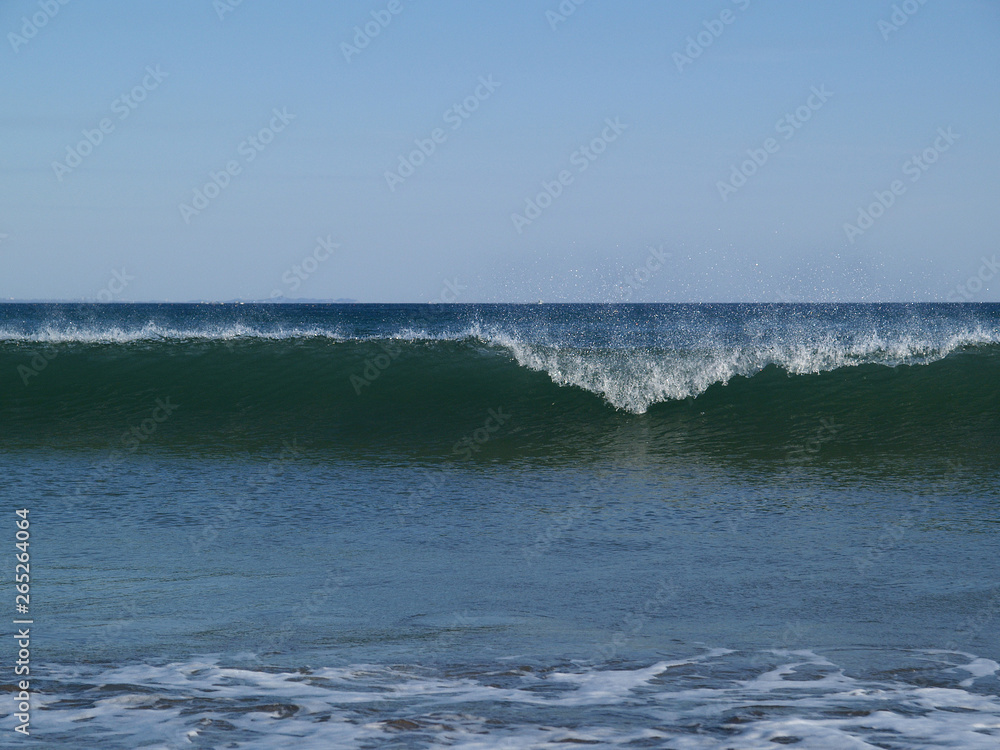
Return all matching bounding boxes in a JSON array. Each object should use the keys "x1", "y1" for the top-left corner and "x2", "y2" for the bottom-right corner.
[{"x1": 1, "y1": 303, "x2": 998, "y2": 748}]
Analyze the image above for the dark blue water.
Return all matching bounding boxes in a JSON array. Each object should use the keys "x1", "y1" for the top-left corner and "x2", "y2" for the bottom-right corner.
[{"x1": 2, "y1": 304, "x2": 999, "y2": 748}]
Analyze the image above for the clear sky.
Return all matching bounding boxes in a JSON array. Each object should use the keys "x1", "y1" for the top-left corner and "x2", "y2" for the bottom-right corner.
[{"x1": 2, "y1": 0, "x2": 998, "y2": 302}]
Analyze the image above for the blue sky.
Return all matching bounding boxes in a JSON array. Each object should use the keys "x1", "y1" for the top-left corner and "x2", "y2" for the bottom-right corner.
[{"x1": 2, "y1": 0, "x2": 998, "y2": 302}]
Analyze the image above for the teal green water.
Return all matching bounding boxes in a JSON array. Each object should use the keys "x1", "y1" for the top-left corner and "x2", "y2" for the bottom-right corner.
[{"x1": 2, "y1": 303, "x2": 999, "y2": 748}]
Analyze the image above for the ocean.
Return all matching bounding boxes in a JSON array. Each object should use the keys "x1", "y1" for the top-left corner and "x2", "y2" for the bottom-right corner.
[{"x1": 1, "y1": 302, "x2": 998, "y2": 748}]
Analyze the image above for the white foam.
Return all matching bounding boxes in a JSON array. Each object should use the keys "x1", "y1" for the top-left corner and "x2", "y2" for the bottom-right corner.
[
  {"x1": 0, "y1": 322, "x2": 346, "y2": 344},
  {"x1": 958, "y1": 658, "x2": 1000, "y2": 687},
  {"x1": 470, "y1": 324, "x2": 999, "y2": 413},
  {"x1": 20, "y1": 649, "x2": 1000, "y2": 749}
]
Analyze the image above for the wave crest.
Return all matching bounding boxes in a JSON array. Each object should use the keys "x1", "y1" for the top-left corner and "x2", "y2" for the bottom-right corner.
[{"x1": 470, "y1": 325, "x2": 998, "y2": 413}]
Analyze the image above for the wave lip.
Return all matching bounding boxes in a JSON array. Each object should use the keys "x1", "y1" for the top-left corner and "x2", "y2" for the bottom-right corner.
[{"x1": 470, "y1": 324, "x2": 1000, "y2": 413}]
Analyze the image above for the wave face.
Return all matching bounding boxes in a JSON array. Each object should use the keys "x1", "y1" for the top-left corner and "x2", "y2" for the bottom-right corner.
[{"x1": 1, "y1": 303, "x2": 998, "y2": 462}]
